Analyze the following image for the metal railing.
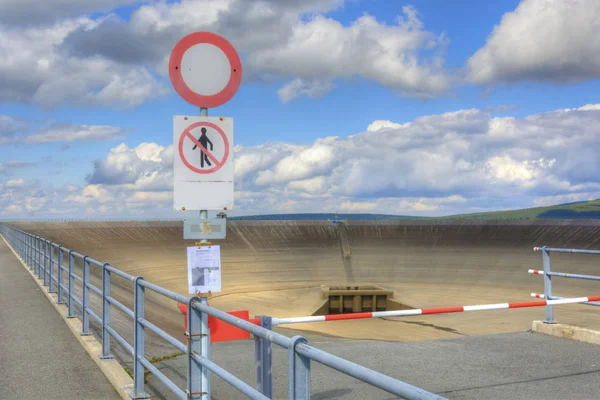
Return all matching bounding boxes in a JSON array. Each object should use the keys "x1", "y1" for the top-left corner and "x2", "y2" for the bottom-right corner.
[
  {"x1": 531, "y1": 246, "x2": 600, "y2": 323},
  {"x1": 0, "y1": 224, "x2": 445, "y2": 400}
]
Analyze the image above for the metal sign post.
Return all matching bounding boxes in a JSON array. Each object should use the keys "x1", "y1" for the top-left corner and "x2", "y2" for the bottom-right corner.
[{"x1": 169, "y1": 31, "x2": 243, "y2": 400}]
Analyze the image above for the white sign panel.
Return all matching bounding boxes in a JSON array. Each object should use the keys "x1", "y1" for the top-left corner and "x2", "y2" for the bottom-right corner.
[
  {"x1": 187, "y1": 245, "x2": 222, "y2": 294},
  {"x1": 174, "y1": 116, "x2": 234, "y2": 210}
]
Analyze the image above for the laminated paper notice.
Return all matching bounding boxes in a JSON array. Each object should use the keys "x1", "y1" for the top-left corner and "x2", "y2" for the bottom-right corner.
[{"x1": 187, "y1": 245, "x2": 222, "y2": 294}]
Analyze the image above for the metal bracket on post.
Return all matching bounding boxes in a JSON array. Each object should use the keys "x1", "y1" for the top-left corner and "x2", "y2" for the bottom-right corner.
[
  {"x1": 255, "y1": 315, "x2": 273, "y2": 397},
  {"x1": 542, "y1": 247, "x2": 557, "y2": 324},
  {"x1": 57, "y1": 246, "x2": 65, "y2": 304},
  {"x1": 288, "y1": 336, "x2": 311, "y2": 400},
  {"x1": 67, "y1": 250, "x2": 76, "y2": 318},
  {"x1": 49, "y1": 243, "x2": 56, "y2": 293},
  {"x1": 131, "y1": 277, "x2": 149, "y2": 399},
  {"x1": 81, "y1": 256, "x2": 91, "y2": 335},
  {"x1": 100, "y1": 263, "x2": 114, "y2": 359}
]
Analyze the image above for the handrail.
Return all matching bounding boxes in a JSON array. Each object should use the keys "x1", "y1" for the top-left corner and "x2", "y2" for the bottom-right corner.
[
  {"x1": 531, "y1": 245, "x2": 600, "y2": 323},
  {"x1": 534, "y1": 246, "x2": 600, "y2": 255},
  {"x1": 0, "y1": 224, "x2": 444, "y2": 400}
]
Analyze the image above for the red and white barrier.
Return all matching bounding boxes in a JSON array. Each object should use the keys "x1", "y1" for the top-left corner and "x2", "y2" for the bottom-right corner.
[
  {"x1": 531, "y1": 293, "x2": 545, "y2": 299},
  {"x1": 271, "y1": 295, "x2": 600, "y2": 326},
  {"x1": 528, "y1": 269, "x2": 544, "y2": 275}
]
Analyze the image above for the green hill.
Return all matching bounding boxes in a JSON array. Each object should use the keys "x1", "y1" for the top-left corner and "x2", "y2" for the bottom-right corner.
[{"x1": 443, "y1": 199, "x2": 600, "y2": 220}]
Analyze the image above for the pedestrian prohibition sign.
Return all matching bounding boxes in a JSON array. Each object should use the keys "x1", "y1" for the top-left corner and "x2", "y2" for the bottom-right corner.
[
  {"x1": 179, "y1": 121, "x2": 230, "y2": 174},
  {"x1": 173, "y1": 115, "x2": 234, "y2": 211}
]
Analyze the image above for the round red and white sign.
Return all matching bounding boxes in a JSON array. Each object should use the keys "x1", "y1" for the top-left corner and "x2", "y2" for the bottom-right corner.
[
  {"x1": 178, "y1": 122, "x2": 230, "y2": 174},
  {"x1": 169, "y1": 32, "x2": 242, "y2": 108}
]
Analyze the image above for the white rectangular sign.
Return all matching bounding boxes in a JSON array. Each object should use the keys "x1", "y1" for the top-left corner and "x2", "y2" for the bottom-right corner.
[
  {"x1": 174, "y1": 115, "x2": 234, "y2": 211},
  {"x1": 187, "y1": 245, "x2": 222, "y2": 294}
]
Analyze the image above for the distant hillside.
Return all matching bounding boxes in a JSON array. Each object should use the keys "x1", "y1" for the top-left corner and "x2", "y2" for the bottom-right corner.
[
  {"x1": 228, "y1": 213, "x2": 422, "y2": 221},
  {"x1": 229, "y1": 200, "x2": 600, "y2": 221},
  {"x1": 443, "y1": 199, "x2": 600, "y2": 220}
]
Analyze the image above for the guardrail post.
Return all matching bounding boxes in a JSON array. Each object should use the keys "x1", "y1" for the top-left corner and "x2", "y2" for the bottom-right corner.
[
  {"x1": 27, "y1": 235, "x2": 31, "y2": 266},
  {"x1": 131, "y1": 277, "x2": 149, "y2": 399},
  {"x1": 43, "y1": 240, "x2": 49, "y2": 286},
  {"x1": 100, "y1": 263, "x2": 113, "y2": 359},
  {"x1": 26, "y1": 234, "x2": 30, "y2": 267},
  {"x1": 24, "y1": 234, "x2": 28, "y2": 266},
  {"x1": 57, "y1": 246, "x2": 65, "y2": 304},
  {"x1": 49, "y1": 243, "x2": 56, "y2": 293},
  {"x1": 36, "y1": 237, "x2": 42, "y2": 278},
  {"x1": 542, "y1": 247, "x2": 556, "y2": 323},
  {"x1": 81, "y1": 256, "x2": 91, "y2": 335},
  {"x1": 67, "y1": 250, "x2": 75, "y2": 318},
  {"x1": 289, "y1": 336, "x2": 311, "y2": 400},
  {"x1": 187, "y1": 297, "x2": 206, "y2": 400},
  {"x1": 255, "y1": 315, "x2": 273, "y2": 397}
]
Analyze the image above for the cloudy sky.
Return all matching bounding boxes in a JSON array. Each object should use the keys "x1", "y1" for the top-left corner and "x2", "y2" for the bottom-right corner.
[{"x1": 1, "y1": 0, "x2": 599, "y2": 219}]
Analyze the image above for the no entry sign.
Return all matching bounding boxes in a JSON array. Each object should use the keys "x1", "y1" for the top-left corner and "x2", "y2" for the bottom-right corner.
[
  {"x1": 179, "y1": 121, "x2": 230, "y2": 174},
  {"x1": 173, "y1": 116, "x2": 234, "y2": 211},
  {"x1": 169, "y1": 32, "x2": 242, "y2": 108}
]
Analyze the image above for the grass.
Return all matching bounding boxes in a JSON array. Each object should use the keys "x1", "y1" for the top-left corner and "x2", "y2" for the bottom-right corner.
[{"x1": 442, "y1": 199, "x2": 600, "y2": 220}]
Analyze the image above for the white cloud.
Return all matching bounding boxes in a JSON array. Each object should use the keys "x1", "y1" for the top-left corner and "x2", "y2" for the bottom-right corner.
[
  {"x1": 255, "y1": 142, "x2": 338, "y2": 185},
  {"x1": 287, "y1": 176, "x2": 326, "y2": 193},
  {"x1": 0, "y1": 116, "x2": 127, "y2": 144},
  {"x1": 52, "y1": 0, "x2": 450, "y2": 105},
  {"x1": 24, "y1": 124, "x2": 127, "y2": 143},
  {"x1": 0, "y1": 17, "x2": 167, "y2": 109},
  {"x1": 0, "y1": 160, "x2": 35, "y2": 174},
  {"x1": 339, "y1": 201, "x2": 377, "y2": 212},
  {"x1": 246, "y1": 8, "x2": 450, "y2": 100},
  {"x1": 87, "y1": 142, "x2": 172, "y2": 189},
  {"x1": 0, "y1": 0, "x2": 147, "y2": 26},
  {"x1": 5, "y1": 178, "x2": 35, "y2": 189},
  {"x1": 5, "y1": 204, "x2": 23, "y2": 213},
  {"x1": 277, "y1": 79, "x2": 334, "y2": 103},
  {"x1": 468, "y1": 0, "x2": 600, "y2": 84},
  {"x1": 366, "y1": 120, "x2": 405, "y2": 132},
  {"x1": 486, "y1": 156, "x2": 555, "y2": 186},
  {"x1": 0, "y1": 115, "x2": 28, "y2": 138},
  {"x1": 3, "y1": 104, "x2": 600, "y2": 218}
]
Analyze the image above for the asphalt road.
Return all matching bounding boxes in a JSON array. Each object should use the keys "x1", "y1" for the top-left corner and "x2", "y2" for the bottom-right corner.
[
  {"x1": 145, "y1": 330, "x2": 600, "y2": 400},
  {"x1": 0, "y1": 239, "x2": 119, "y2": 400}
]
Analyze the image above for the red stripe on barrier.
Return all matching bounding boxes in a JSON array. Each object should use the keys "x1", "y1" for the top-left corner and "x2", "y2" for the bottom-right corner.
[
  {"x1": 421, "y1": 306, "x2": 464, "y2": 315},
  {"x1": 587, "y1": 296, "x2": 600, "y2": 302},
  {"x1": 325, "y1": 312, "x2": 373, "y2": 321},
  {"x1": 508, "y1": 301, "x2": 546, "y2": 309}
]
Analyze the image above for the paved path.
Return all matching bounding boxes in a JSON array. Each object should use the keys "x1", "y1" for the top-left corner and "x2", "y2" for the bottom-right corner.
[
  {"x1": 145, "y1": 330, "x2": 600, "y2": 399},
  {"x1": 0, "y1": 238, "x2": 119, "y2": 400}
]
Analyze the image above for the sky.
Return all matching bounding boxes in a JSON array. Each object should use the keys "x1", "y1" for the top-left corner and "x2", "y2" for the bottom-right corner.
[{"x1": 1, "y1": 0, "x2": 599, "y2": 220}]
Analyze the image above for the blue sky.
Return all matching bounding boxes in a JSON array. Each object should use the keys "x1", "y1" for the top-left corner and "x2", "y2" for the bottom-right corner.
[{"x1": 0, "y1": 0, "x2": 599, "y2": 219}]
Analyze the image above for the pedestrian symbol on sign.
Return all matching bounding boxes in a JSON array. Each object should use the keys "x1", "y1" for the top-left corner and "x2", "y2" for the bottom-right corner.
[
  {"x1": 192, "y1": 127, "x2": 214, "y2": 168},
  {"x1": 178, "y1": 121, "x2": 230, "y2": 175}
]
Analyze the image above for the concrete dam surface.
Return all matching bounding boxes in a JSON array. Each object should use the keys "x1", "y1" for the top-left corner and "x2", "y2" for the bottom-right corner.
[{"x1": 12, "y1": 219, "x2": 600, "y2": 344}]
